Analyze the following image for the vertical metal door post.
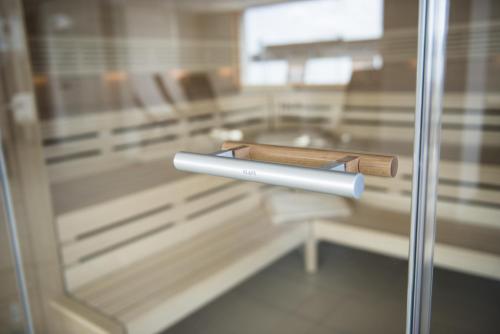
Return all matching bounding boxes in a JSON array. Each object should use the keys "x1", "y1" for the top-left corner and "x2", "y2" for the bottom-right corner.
[
  {"x1": 406, "y1": 0, "x2": 450, "y2": 333},
  {"x1": 0, "y1": 130, "x2": 35, "y2": 334}
]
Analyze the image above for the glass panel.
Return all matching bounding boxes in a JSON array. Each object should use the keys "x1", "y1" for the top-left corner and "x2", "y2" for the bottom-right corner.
[
  {"x1": 0, "y1": 197, "x2": 26, "y2": 334},
  {"x1": 431, "y1": 1, "x2": 500, "y2": 333},
  {"x1": 1, "y1": 0, "x2": 424, "y2": 332},
  {"x1": 1, "y1": 1, "x2": 54, "y2": 332}
]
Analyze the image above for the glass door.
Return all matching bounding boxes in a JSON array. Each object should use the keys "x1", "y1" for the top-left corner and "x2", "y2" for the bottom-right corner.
[{"x1": 2, "y1": 1, "x2": 497, "y2": 334}]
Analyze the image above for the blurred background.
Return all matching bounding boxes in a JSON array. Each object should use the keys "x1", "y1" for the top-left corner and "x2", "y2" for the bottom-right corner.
[{"x1": 0, "y1": 0, "x2": 499, "y2": 333}]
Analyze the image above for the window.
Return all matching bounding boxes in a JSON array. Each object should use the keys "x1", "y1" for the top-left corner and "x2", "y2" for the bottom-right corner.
[
  {"x1": 242, "y1": 0, "x2": 384, "y2": 86},
  {"x1": 304, "y1": 57, "x2": 353, "y2": 85},
  {"x1": 245, "y1": 60, "x2": 288, "y2": 86}
]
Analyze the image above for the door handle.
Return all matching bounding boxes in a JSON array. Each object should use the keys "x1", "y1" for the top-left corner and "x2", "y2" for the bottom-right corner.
[{"x1": 173, "y1": 141, "x2": 398, "y2": 199}]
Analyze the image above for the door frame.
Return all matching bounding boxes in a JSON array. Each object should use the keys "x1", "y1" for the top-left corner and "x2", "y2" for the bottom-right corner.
[{"x1": 406, "y1": 0, "x2": 450, "y2": 333}]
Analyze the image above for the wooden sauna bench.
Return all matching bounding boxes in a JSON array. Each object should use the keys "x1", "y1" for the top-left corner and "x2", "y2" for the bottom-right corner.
[
  {"x1": 42, "y1": 97, "x2": 300, "y2": 333},
  {"x1": 308, "y1": 157, "x2": 500, "y2": 279},
  {"x1": 302, "y1": 90, "x2": 500, "y2": 279},
  {"x1": 262, "y1": 90, "x2": 500, "y2": 278},
  {"x1": 49, "y1": 156, "x2": 307, "y2": 334},
  {"x1": 237, "y1": 134, "x2": 500, "y2": 279},
  {"x1": 44, "y1": 90, "x2": 500, "y2": 332}
]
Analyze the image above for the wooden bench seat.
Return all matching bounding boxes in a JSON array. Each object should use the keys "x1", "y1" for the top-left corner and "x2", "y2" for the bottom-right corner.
[
  {"x1": 305, "y1": 91, "x2": 500, "y2": 279},
  {"x1": 69, "y1": 209, "x2": 304, "y2": 334},
  {"x1": 308, "y1": 154, "x2": 500, "y2": 279},
  {"x1": 49, "y1": 158, "x2": 307, "y2": 333},
  {"x1": 322, "y1": 203, "x2": 500, "y2": 256}
]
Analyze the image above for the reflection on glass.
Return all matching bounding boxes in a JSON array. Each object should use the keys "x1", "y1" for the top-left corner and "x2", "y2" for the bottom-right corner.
[
  {"x1": 6, "y1": 0, "x2": 497, "y2": 333},
  {"x1": 0, "y1": 202, "x2": 25, "y2": 334}
]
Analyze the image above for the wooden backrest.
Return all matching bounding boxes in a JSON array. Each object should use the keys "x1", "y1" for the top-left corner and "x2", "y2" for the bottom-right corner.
[
  {"x1": 339, "y1": 92, "x2": 500, "y2": 228},
  {"x1": 272, "y1": 91, "x2": 345, "y2": 131},
  {"x1": 41, "y1": 94, "x2": 269, "y2": 184},
  {"x1": 341, "y1": 92, "x2": 500, "y2": 145},
  {"x1": 41, "y1": 94, "x2": 270, "y2": 291},
  {"x1": 362, "y1": 158, "x2": 500, "y2": 228}
]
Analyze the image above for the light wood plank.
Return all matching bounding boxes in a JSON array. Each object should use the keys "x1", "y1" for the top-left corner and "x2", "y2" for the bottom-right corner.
[
  {"x1": 61, "y1": 182, "x2": 260, "y2": 264},
  {"x1": 123, "y1": 225, "x2": 305, "y2": 334},
  {"x1": 57, "y1": 175, "x2": 232, "y2": 241},
  {"x1": 95, "y1": 214, "x2": 268, "y2": 315}
]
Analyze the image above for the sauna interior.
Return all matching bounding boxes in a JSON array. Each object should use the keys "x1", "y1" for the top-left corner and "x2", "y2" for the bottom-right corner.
[{"x1": 1, "y1": 0, "x2": 500, "y2": 333}]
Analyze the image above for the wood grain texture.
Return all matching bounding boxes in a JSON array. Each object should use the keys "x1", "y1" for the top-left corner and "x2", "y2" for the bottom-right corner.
[
  {"x1": 222, "y1": 141, "x2": 398, "y2": 177},
  {"x1": 50, "y1": 297, "x2": 124, "y2": 334}
]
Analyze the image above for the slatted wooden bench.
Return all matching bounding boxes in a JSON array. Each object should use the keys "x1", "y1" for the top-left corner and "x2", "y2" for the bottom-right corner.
[
  {"x1": 43, "y1": 89, "x2": 500, "y2": 333},
  {"x1": 43, "y1": 93, "x2": 307, "y2": 333},
  {"x1": 50, "y1": 172, "x2": 306, "y2": 334},
  {"x1": 306, "y1": 91, "x2": 500, "y2": 279}
]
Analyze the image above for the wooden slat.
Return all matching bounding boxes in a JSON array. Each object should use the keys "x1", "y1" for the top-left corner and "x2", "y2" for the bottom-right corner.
[
  {"x1": 346, "y1": 92, "x2": 415, "y2": 108},
  {"x1": 187, "y1": 117, "x2": 217, "y2": 131},
  {"x1": 437, "y1": 201, "x2": 500, "y2": 229},
  {"x1": 339, "y1": 125, "x2": 412, "y2": 141},
  {"x1": 42, "y1": 106, "x2": 174, "y2": 138},
  {"x1": 57, "y1": 175, "x2": 233, "y2": 241},
  {"x1": 110, "y1": 124, "x2": 183, "y2": 146},
  {"x1": 440, "y1": 159, "x2": 500, "y2": 186},
  {"x1": 340, "y1": 125, "x2": 500, "y2": 146},
  {"x1": 316, "y1": 220, "x2": 500, "y2": 283},
  {"x1": 124, "y1": 224, "x2": 304, "y2": 334},
  {"x1": 344, "y1": 111, "x2": 500, "y2": 126},
  {"x1": 394, "y1": 157, "x2": 500, "y2": 187},
  {"x1": 47, "y1": 154, "x2": 132, "y2": 184},
  {"x1": 118, "y1": 221, "x2": 299, "y2": 321},
  {"x1": 113, "y1": 139, "x2": 183, "y2": 159},
  {"x1": 217, "y1": 94, "x2": 267, "y2": 111},
  {"x1": 364, "y1": 155, "x2": 500, "y2": 227},
  {"x1": 41, "y1": 120, "x2": 102, "y2": 141},
  {"x1": 362, "y1": 189, "x2": 500, "y2": 228},
  {"x1": 62, "y1": 181, "x2": 260, "y2": 265},
  {"x1": 43, "y1": 138, "x2": 102, "y2": 160},
  {"x1": 345, "y1": 92, "x2": 500, "y2": 109},
  {"x1": 119, "y1": 223, "x2": 292, "y2": 321},
  {"x1": 74, "y1": 211, "x2": 262, "y2": 304},
  {"x1": 221, "y1": 109, "x2": 266, "y2": 123},
  {"x1": 62, "y1": 208, "x2": 176, "y2": 265},
  {"x1": 109, "y1": 114, "x2": 177, "y2": 131},
  {"x1": 274, "y1": 91, "x2": 345, "y2": 104},
  {"x1": 367, "y1": 174, "x2": 500, "y2": 206},
  {"x1": 65, "y1": 193, "x2": 262, "y2": 290},
  {"x1": 439, "y1": 184, "x2": 500, "y2": 205},
  {"x1": 92, "y1": 213, "x2": 267, "y2": 315}
]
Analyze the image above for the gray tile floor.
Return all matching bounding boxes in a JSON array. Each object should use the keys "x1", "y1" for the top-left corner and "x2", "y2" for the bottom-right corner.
[{"x1": 164, "y1": 243, "x2": 500, "y2": 334}]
